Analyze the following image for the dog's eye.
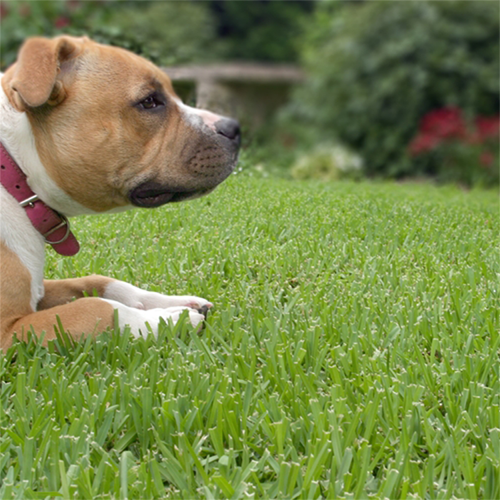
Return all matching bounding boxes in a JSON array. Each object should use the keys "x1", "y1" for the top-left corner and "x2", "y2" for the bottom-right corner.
[{"x1": 140, "y1": 95, "x2": 164, "y2": 110}]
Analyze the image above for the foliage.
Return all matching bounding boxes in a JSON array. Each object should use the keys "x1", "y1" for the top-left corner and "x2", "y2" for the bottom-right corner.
[
  {"x1": 0, "y1": 0, "x2": 218, "y2": 70},
  {"x1": 409, "y1": 108, "x2": 499, "y2": 186},
  {"x1": 208, "y1": 0, "x2": 314, "y2": 63},
  {"x1": 295, "y1": 0, "x2": 500, "y2": 180},
  {"x1": 0, "y1": 0, "x2": 314, "y2": 70},
  {"x1": 291, "y1": 143, "x2": 363, "y2": 181},
  {"x1": 101, "y1": 1, "x2": 219, "y2": 67},
  {"x1": 1, "y1": 176, "x2": 499, "y2": 498}
]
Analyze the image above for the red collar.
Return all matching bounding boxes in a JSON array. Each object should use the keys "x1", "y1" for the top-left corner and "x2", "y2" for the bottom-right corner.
[{"x1": 0, "y1": 142, "x2": 80, "y2": 256}]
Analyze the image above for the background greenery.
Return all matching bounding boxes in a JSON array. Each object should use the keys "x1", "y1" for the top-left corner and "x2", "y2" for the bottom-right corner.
[
  {"x1": 1, "y1": 0, "x2": 498, "y2": 185},
  {"x1": 0, "y1": 0, "x2": 311, "y2": 68},
  {"x1": 290, "y1": 0, "x2": 499, "y2": 182}
]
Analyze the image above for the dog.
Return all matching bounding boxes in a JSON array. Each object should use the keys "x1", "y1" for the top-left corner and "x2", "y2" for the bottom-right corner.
[{"x1": 0, "y1": 36, "x2": 240, "y2": 350}]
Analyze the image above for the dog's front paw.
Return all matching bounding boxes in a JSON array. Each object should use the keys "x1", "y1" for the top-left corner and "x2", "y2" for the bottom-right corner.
[
  {"x1": 104, "y1": 281, "x2": 213, "y2": 314},
  {"x1": 161, "y1": 306, "x2": 206, "y2": 330},
  {"x1": 103, "y1": 299, "x2": 207, "y2": 338},
  {"x1": 143, "y1": 294, "x2": 213, "y2": 313},
  {"x1": 141, "y1": 306, "x2": 206, "y2": 336},
  {"x1": 173, "y1": 297, "x2": 213, "y2": 316}
]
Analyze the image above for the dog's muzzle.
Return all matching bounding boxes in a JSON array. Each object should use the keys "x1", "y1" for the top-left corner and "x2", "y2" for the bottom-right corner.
[
  {"x1": 129, "y1": 118, "x2": 241, "y2": 209},
  {"x1": 214, "y1": 118, "x2": 241, "y2": 144}
]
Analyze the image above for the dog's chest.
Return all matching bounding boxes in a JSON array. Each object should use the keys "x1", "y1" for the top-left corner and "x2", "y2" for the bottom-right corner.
[{"x1": 0, "y1": 185, "x2": 45, "y2": 310}]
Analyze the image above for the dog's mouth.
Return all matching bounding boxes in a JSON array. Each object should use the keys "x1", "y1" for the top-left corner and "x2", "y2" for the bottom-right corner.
[{"x1": 129, "y1": 182, "x2": 211, "y2": 208}]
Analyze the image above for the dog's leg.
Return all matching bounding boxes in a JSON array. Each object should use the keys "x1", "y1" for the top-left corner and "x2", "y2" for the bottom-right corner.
[
  {"x1": 1, "y1": 271, "x2": 207, "y2": 349},
  {"x1": 40, "y1": 276, "x2": 213, "y2": 314},
  {"x1": 38, "y1": 276, "x2": 119, "y2": 309},
  {"x1": 37, "y1": 276, "x2": 209, "y2": 341},
  {"x1": 4, "y1": 296, "x2": 205, "y2": 348},
  {"x1": 4, "y1": 298, "x2": 115, "y2": 347},
  {"x1": 0, "y1": 248, "x2": 116, "y2": 348}
]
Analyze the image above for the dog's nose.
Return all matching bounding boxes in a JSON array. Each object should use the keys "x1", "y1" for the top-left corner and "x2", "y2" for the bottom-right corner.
[{"x1": 215, "y1": 118, "x2": 241, "y2": 142}]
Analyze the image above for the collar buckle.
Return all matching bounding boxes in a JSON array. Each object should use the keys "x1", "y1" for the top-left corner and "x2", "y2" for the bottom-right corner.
[
  {"x1": 43, "y1": 214, "x2": 71, "y2": 245},
  {"x1": 19, "y1": 194, "x2": 40, "y2": 209}
]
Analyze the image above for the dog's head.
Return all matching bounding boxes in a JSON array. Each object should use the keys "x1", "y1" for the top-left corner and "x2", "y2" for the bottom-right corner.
[{"x1": 1, "y1": 36, "x2": 240, "y2": 213}]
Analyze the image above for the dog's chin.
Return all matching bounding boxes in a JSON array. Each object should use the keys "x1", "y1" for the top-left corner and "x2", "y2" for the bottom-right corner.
[{"x1": 129, "y1": 183, "x2": 213, "y2": 208}]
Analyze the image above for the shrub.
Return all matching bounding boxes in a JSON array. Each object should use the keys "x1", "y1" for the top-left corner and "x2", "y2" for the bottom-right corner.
[
  {"x1": 100, "y1": 1, "x2": 219, "y2": 67},
  {"x1": 409, "y1": 108, "x2": 499, "y2": 186},
  {"x1": 208, "y1": 0, "x2": 315, "y2": 63},
  {"x1": 295, "y1": 0, "x2": 499, "y2": 180},
  {"x1": 0, "y1": 0, "x2": 218, "y2": 70},
  {"x1": 0, "y1": 0, "x2": 313, "y2": 70},
  {"x1": 291, "y1": 143, "x2": 363, "y2": 181}
]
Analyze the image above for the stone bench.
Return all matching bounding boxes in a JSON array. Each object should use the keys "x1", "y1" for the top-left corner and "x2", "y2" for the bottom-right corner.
[{"x1": 163, "y1": 63, "x2": 304, "y2": 131}]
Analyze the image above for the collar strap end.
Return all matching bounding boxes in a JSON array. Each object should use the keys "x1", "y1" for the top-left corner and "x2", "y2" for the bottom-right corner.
[{"x1": 0, "y1": 142, "x2": 80, "y2": 256}]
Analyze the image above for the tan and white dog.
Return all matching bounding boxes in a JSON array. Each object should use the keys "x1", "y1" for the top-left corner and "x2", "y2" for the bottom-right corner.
[{"x1": 0, "y1": 36, "x2": 240, "y2": 350}]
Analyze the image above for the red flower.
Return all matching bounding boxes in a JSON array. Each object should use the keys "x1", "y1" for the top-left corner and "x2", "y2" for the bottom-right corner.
[
  {"x1": 54, "y1": 16, "x2": 70, "y2": 29},
  {"x1": 409, "y1": 133, "x2": 439, "y2": 155},
  {"x1": 409, "y1": 106, "x2": 500, "y2": 176},
  {"x1": 475, "y1": 116, "x2": 500, "y2": 141},
  {"x1": 420, "y1": 107, "x2": 467, "y2": 140},
  {"x1": 0, "y1": 2, "x2": 8, "y2": 20}
]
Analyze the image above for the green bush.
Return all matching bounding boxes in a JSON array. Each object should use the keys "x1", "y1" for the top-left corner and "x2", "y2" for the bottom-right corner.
[
  {"x1": 0, "y1": 0, "x2": 218, "y2": 70},
  {"x1": 291, "y1": 143, "x2": 363, "y2": 181},
  {"x1": 208, "y1": 0, "x2": 314, "y2": 63},
  {"x1": 0, "y1": 0, "x2": 313, "y2": 70},
  {"x1": 100, "y1": 1, "x2": 219, "y2": 67},
  {"x1": 294, "y1": 0, "x2": 499, "y2": 179},
  {"x1": 409, "y1": 108, "x2": 499, "y2": 186}
]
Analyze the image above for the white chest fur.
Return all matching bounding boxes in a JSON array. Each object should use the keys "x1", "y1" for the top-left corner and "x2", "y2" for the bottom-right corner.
[
  {"x1": 0, "y1": 75, "x2": 48, "y2": 310},
  {"x1": 0, "y1": 185, "x2": 45, "y2": 310}
]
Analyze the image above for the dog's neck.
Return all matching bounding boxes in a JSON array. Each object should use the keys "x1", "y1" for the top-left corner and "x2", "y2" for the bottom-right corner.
[
  {"x1": 0, "y1": 74, "x2": 91, "y2": 218},
  {"x1": 0, "y1": 142, "x2": 79, "y2": 256},
  {"x1": 0, "y1": 75, "x2": 80, "y2": 255}
]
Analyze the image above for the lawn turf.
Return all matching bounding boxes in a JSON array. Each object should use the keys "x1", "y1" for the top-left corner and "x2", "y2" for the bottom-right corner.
[{"x1": 1, "y1": 174, "x2": 498, "y2": 498}]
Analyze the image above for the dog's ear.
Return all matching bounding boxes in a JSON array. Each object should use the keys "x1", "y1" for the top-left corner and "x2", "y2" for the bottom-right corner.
[{"x1": 2, "y1": 36, "x2": 82, "y2": 111}]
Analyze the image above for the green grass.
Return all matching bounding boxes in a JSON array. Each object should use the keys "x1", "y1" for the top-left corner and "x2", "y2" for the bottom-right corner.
[{"x1": 1, "y1": 174, "x2": 498, "y2": 499}]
